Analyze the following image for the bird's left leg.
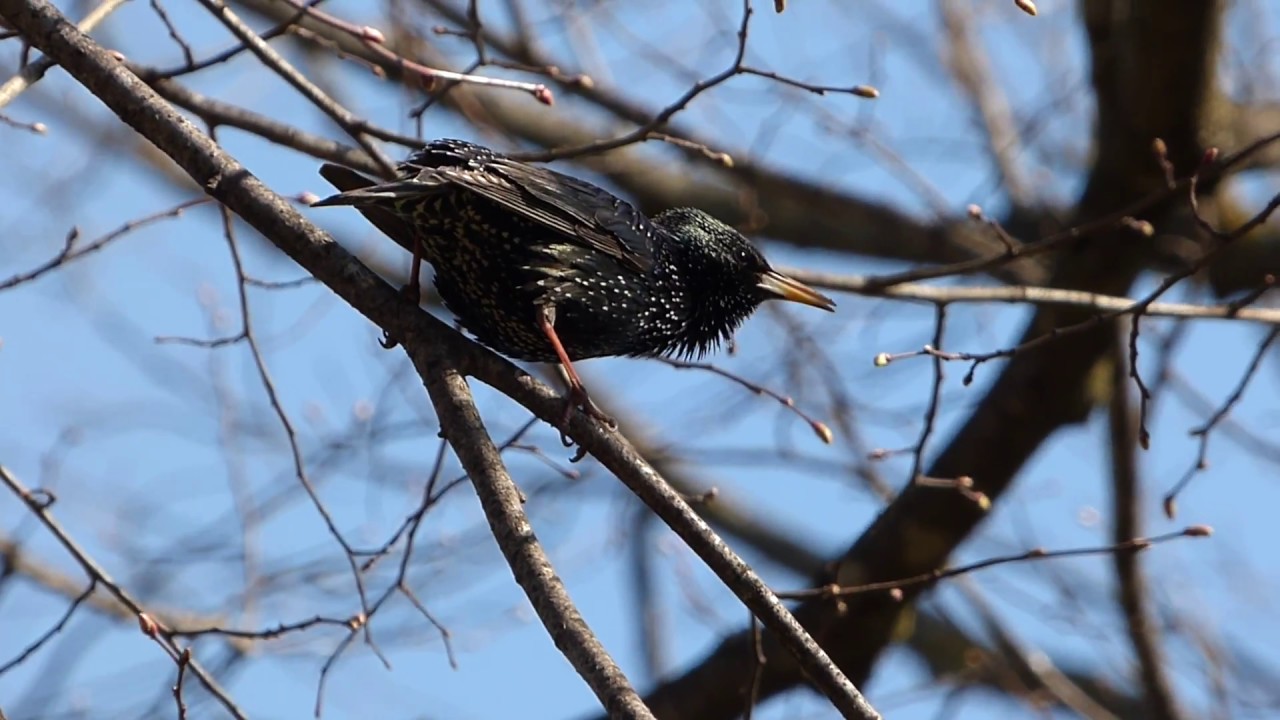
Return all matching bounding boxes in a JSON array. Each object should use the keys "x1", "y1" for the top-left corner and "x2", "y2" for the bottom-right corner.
[
  {"x1": 536, "y1": 305, "x2": 616, "y2": 445},
  {"x1": 404, "y1": 239, "x2": 424, "y2": 301},
  {"x1": 381, "y1": 239, "x2": 427, "y2": 349}
]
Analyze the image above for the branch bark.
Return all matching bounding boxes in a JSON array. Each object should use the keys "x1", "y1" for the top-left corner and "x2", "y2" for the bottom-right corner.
[{"x1": 419, "y1": 357, "x2": 652, "y2": 719}]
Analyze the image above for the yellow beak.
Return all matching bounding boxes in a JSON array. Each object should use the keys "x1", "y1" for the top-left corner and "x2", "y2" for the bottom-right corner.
[{"x1": 757, "y1": 270, "x2": 836, "y2": 311}]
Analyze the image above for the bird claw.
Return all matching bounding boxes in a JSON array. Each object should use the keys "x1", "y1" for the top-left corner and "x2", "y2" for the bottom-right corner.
[
  {"x1": 557, "y1": 417, "x2": 588, "y2": 464},
  {"x1": 378, "y1": 282, "x2": 422, "y2": 349},
  {"x1": 557, "y1": 388, "x2": 615, "y2": 462}
]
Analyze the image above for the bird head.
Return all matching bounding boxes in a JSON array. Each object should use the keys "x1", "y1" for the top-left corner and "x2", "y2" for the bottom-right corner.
[{"x1": 652, "y1": 208, "x2": 835, "y2": 357}]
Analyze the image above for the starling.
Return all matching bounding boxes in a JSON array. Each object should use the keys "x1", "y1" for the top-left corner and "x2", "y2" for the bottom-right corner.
[{"x1": 312, "y1": 139, "x2": 835, "y2": 428}]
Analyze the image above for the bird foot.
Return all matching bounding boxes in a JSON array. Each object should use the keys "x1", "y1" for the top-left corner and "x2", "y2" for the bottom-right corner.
[
  {"x1": 557, "y1": 387, "x2": 616, "y2": 462},
  {"x1": 379, "y1": 282, "x2": 423, "y2": 349}
]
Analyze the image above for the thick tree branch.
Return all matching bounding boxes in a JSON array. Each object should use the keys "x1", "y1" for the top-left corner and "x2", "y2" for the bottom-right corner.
[{"x1": 419, "y1": 359, "x2": 651, "y2": 718}]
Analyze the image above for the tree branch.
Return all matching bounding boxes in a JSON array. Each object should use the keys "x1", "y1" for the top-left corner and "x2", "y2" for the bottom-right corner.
[
  {"x1": 0, "y1": 467, "x2": 248, "y2": 720},
  {"x1": 1107, "y1": 331, "x2": 1185, "y2": 720},
  {"x1": 419, "y1": 358, "x2": 651, "y2": 718}
]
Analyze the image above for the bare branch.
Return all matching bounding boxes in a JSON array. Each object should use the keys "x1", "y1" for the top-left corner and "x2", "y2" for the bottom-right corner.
[
  {"x1": 194, "y1": 0, "x2": 395, "y2": 175},
  {"x1": 789, "y1": 268, "x2": 1280, "y2": 324},
  {"x1": 419, "y1": 358, "x2": 652, "y2": 718},
  {"x1": 0, "y1": 0, "x2": 127, "y2": 110},
  {"x1": 0, "y1": 467, "x2": 248, "y2": 720},
  {"x1": 1107, "y1": 333, "x2": 1186, "y2": 720}
]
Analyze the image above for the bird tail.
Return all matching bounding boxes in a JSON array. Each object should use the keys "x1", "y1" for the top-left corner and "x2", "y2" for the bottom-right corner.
[
  {"x1": 313, "y1": 163, "x2": 423, "y2": 253},
  {"x1": 313, "y1": 163, "x2": 450, "y2": 206}
]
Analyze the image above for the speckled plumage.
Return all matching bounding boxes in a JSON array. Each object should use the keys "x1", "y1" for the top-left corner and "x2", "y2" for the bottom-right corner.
[{"x1": 313, "y1": 139, "x2": 834, "y2": 366}]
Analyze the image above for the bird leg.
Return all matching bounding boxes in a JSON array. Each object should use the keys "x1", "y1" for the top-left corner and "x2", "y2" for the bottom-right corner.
[
  {"x1": 553, "y1": 363, "x2": 611, "y2": 425},
  {"x1": 405, "y1": 239, "x2": 424, "y2": 300},
  {"x1": 537, "y1": 305, "x2": 616, "y2": 445},
  {"x1": 380, "y1": 240, "x2": 427, "y2": 349}
]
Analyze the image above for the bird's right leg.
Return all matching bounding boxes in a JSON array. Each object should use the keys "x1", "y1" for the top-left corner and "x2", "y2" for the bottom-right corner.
[
  {"x1": 537, "y1": 305, "x2": 616, "y2": 446},
  {"x1": 552, "y1": 364, "x2": 611, "y2": 427}
]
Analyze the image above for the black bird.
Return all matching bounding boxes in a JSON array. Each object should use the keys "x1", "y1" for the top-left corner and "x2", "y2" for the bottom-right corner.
[{"x1": 313, "y1": 139, "x2": 835, "y2": 427}]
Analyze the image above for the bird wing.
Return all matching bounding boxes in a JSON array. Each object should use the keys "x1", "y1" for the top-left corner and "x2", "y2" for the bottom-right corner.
[{"x1": 401, "y1": 140, "x2": 657, "y2": 273}]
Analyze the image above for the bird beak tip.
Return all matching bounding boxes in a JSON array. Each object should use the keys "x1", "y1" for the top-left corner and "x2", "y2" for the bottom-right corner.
[{"x1": 758, "y1": 271, "x2": 836, "y2": 312}]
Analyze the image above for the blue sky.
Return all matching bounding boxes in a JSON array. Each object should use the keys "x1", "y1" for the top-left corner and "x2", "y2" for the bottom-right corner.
[{"x1": 1, "y1": 1, "x2": 1278, "y2": 718}]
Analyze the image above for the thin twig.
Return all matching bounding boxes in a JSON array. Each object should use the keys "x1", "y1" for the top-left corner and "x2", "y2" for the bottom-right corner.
[
  {"x1": 0, "y1": 582, "x2": 95, "y2": 675},
  {"x1": 789, "y1": 269, "x2": 1280, "y2": 324},
  {"x1": 194, "y1": 0, "x2": 395, "y2": 176},
  {"x1": 0, "y1": 198, "x2": 212, "y2": 292},
  {"x1": 855, "y1": 130, "x2": 1280, "y2": 292},
  {"x1": 0, "y1": 467, "x2": 248, "y2": 720},
  {"x1": 0, "y1": 0, "x2": 128, "y2": 110},
  {"x1": 778, "y1": 527, "x2": 1212, "y2": 600},
  {"x1": 0, "y1": 110, "x2": 46, "y2": 133},
  {"x1": 1164, "y1": 326, "x2": 1280, "y2": 517},
  {"x1": 173, "y1": 648, "x2": 192, "y2": 720},
  {"x1": 147, "y1": 0, "x2": 195, "y2": 66},
  {"x1": 657, "y1": 358, "x2": 833, "y2": 443},
  {"x1": 209, "y1": 189, "x2": 385, "y2": 667},
  {"x1": 279, "y1": 0, "x2": 553, "y2": 104},
  {"x1": 910, "y1": 305, "x2": 948, "y2": 485}
]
